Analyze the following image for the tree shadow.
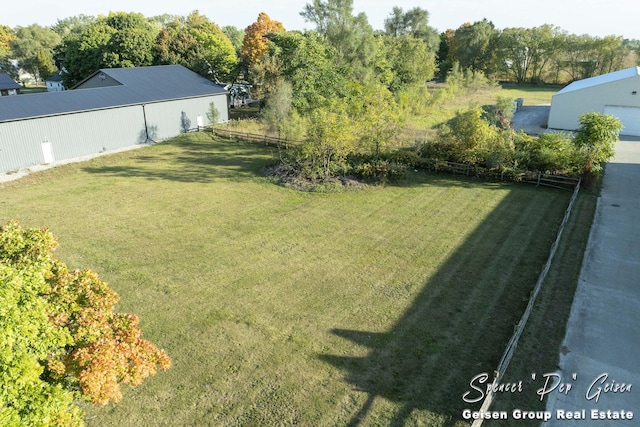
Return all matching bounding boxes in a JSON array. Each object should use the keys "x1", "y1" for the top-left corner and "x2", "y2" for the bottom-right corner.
[
  {"x1": 82, "y1": 135, "x2": 275, "y2": 183},
  {"x1": 319, "y1": 187, "x2": 570, "y2": 425}
]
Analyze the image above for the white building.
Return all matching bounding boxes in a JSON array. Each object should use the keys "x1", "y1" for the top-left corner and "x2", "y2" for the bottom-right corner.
[
  {"x1": 548, "y1": 66, "x2": 640, "y2": 136},
  {"x1": 45, "y1": 73, "x2": 65, "y2": 92}
]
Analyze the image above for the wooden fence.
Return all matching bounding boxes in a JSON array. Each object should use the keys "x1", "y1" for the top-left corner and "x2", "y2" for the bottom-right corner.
[
  {"x1": 212, "y1": 128, "x2": 301, "y2": 149},
  {"x1": 471, "y1": 177, "x2": 581, "y2": 427},
  {"x1": 211, "y1": 127, "x2": 580, "y2": 191}
]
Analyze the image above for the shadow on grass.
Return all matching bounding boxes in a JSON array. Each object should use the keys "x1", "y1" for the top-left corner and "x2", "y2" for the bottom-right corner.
[
  {"x1": 82, "y1": 134, "x2": 276, "y2": 183},
  {"x1": 319, "y1": 187, "x2": 570, "y2": 426}
]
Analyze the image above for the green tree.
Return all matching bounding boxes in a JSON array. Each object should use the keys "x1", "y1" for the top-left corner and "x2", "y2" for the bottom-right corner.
[
  {"x1": 383, "y1": 6, "x2": 439, "y2": 50},
  {"x1": 153, "y1": 23, "x2": 209, "y2": 75},
  {"x1": 51, "y1": 15, "x2": 96, "y2": 37},
  {"x1": 0, "y1": 221, "x2": 171, "y2": 425},
  {"x1": 497, "y1": 25, "x2": 561, "y2": 83},
  {"x1": 10, "y1": 24, "x2": 61, "y2": 82},
  {"x1": 573, "y1": 112, "x2": 623, "y2": 180},
  {"x1": 435, "y1": 105, "x2": 502, "y2": 165},
  {"x1": 206, "y1": 101, "x2": 220, "y2": 126},
  {"x1": 265, "y1": 31, "x2": 348, "y2": 113},
  {"x1": 381, "y1": 33, "x2": 436, "y2": 92},
  {"x1": 349, "y1": 82, "x2": 403, "y2": 155},
  {"x1": 60, "y1": 12, "x2": 157, "y2": 87},
  {"x1": 222, "y1": 25, "x2": 245, "y2": 56},
  {"x1": 451, "y1": 19, "x2": 498, "y2": 74},
  {"x1": 300, "y1": 0, "x2": 377, "y2": 80},
  {"x1": 298, "y1": 100, "x2": 357, "y2": 178},
  {"x1": 262, "y1": 78, "x2": 294, "y2": 138},
  {"x1": 60, "y1": 22, "x2": 116, "y2": 87},
  {"x1": 100, "y1": 12, "x2": 156, "y2": 68},
  {"x1": 184, "y1": 11, "x2": 238, "y2": 82}
]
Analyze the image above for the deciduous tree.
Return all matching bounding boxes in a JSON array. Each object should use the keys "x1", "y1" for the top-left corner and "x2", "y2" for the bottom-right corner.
[
  {"x1": 0, "y1": 221, "x2": 171, "y2": 425},
  {"x1": 184, "y1": 11, "x2": 237, "y2": 82},
  {"x1": 241, "y1": 13, "x2": 285, "y2": 67},
  {"x1": 573, "y1": 112, "x2": 623, "y2": 181},
  {"x1": 10, "y1": 24, "x2": 61, "y2": 82}
]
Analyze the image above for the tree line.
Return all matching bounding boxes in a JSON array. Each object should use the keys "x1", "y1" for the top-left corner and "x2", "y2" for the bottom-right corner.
[{"x1": 1, "y1": 3, "x2": 638, "y2": 88}]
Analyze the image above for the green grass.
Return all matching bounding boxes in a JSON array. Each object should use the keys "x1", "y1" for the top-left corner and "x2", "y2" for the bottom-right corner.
[
  {"x1": 486, "y1": 191, "x2": 597, "y2": 427},
  {"x1": 0, "y1": 133, "x2": 582, "y2": 426},
  {"x1": 499, "y1": 84, "x2": 558, "y2": 106}
]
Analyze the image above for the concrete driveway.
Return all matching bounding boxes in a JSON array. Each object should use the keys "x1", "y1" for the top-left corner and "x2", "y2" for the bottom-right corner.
[
  {"x1": 512, "y1": 105, "x2": 551, "y2": 135},
  {"x1": 544, "y1": 137, "x2": 640, "y2": 425}
]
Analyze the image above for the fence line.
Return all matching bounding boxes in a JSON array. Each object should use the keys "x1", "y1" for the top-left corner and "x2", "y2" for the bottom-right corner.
[
  {"x1": 211, "y1": 127, "x2": 579, "y2": 191},
  {"x1": 212, "y1": 127, "x2": 302, "y2": 149},
  {"x1": 471, "y1": 177, "x2": 581, "y2": 427}
]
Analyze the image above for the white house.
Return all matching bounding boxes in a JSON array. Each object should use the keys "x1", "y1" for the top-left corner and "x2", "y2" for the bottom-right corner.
[
  {"x1": 0, "y1": 73, "x2": 21, "y2": 96},
  {"x1": 45, "y1": 73, "x2": 65, "y2": 92},
  {"x1": 548, "y1": 66, "x2": 640, "y2": 136}
]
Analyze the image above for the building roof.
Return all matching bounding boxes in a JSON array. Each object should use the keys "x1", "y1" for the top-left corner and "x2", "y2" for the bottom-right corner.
[
  {"x1": 46, "y1": 74, "x2": 63, "y2": 82},
  {"x1": 0, "y1": 73, "x2": 21, "y2": 91},
  {"x1": 555, "y1": 66, "x2": 640, "y2": 95},
  {"x1": 0, "y1": 65, "x2": 227, "y2": 123}
]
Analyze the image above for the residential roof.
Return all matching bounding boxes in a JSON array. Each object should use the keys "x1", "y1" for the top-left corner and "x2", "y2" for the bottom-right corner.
[
  {"x1": 555, "y1": 66, "x2": 640, "y2": 95},
  {"x1": 46, "y1": 74, "x2": 63, "y2": 82},
  {"x1": 0, "y1": 65, "x2": 227, "y2": 123},
  {"x1": 0, "y1": 73, "x2": 21, "y2": 91}
]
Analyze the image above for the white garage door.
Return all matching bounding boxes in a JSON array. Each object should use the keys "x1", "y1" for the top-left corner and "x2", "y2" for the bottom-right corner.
[{"x1": 604, "y1": 105, "x2": 640, "y2": 136}]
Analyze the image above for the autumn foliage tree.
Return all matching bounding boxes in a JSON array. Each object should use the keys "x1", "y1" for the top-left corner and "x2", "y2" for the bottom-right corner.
[
  {"x1": 0, "y1": 221, "x2": 170, "y2": 425},
  {"x1": 241, "y1": 12, "x2": 285, "y2": 68}
]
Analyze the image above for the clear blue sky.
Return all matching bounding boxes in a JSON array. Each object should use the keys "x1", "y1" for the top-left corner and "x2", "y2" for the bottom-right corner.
[{"x1": 4, "y1": 0, "x2": 640, "y2": 40}]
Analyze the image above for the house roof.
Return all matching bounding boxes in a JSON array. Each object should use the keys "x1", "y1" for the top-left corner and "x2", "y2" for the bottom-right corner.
[
  {"x1": 0, "y1": 73, "x2": 21, "y2": 91},
  {"x1": 555, "y1": 66, "x2": 640, "y2": 95},
  {"x1": 46, "y1": 74, "x2": 63, "y2": 82},
  {"x1": 0, "y1": 65, "x2": 227, "y2": 123}
]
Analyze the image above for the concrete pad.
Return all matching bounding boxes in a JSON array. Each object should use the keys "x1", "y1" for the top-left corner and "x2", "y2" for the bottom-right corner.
[{"x1": 544, "y1": 138, "x2": 640, "y2": 426}]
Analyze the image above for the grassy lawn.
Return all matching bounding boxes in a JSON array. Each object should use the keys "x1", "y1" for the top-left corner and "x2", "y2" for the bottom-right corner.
[
  {"x1": 0, "y1": 133, "x2": 582, "y2": 426},
  {"x1": 486, "y1": 191, "x2": 597, "y2": 426},
  {"x1": 500, "y1": 84, "x2": 559, "y2": 106}
]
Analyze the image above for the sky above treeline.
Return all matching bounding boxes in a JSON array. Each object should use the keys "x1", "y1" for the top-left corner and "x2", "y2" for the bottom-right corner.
[{"x1": 4, "y1": 0, "x2": 639, "y2": 40}]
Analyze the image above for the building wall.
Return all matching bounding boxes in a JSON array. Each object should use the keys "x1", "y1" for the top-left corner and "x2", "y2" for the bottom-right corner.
[
  {"x1": 548, "y1": 77, "x2": 640, "y2": 131},
  {"x1": 0, "y1": 106, "x2": 146, "y2": 174},
  {"x1": 0, "y1": 94, "x2": 228, "y2": 174},
  {"x1": 46, "y1": 81, "x2": 65, "y2": 92},
  {"x1": 143, "y1": 95, "x2": 228, "y2": 141}
]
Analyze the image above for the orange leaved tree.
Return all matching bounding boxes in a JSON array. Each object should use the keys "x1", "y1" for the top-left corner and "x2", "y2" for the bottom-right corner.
[
  {"x1": 0, "y1": 221, "x2": 170, "y2": 425},
  {"x1": 241, "y1": 12, "x2": 285, "y2": 67}
]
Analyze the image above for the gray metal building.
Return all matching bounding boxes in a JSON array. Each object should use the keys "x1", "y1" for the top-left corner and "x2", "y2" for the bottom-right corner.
[{"x1": 0, "y1": 65, "x2": 228, "y2": 174}]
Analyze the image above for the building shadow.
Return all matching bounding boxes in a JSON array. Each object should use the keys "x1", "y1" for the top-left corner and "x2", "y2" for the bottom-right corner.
[
  {"x1": 319, "y1": 187, "x2": 571, "y2": 426},
  {"x1": 83, "y1": 134, "x2": 274, "y2": 183}
]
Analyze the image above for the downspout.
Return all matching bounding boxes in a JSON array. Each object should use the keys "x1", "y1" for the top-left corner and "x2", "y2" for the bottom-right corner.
[{"x1": 142, "y1": 104, "x2": 156, "y2": 143}]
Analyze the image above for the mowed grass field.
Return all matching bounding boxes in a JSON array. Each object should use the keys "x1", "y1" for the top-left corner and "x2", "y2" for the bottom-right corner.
[{"x1": 0, "y1": 133, "x2": 583, "y2": 426}]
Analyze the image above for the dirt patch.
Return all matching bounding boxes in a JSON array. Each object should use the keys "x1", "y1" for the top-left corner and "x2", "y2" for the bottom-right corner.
[{"x1": 263, "y1": 164, "x2": 366, "y2": 192}]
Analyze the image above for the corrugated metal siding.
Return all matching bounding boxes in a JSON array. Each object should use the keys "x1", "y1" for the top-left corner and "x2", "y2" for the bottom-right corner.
[
  {"x1": 0, "y1": 92, "x2": 228, "y2": 174},
  {"x1": 0, "y1": 106, "x2": 146, "y2": 173},
  {"x1": 144, "y1": 95, "x2": 228, "y2": 141}
]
